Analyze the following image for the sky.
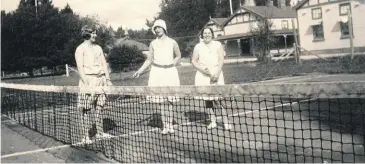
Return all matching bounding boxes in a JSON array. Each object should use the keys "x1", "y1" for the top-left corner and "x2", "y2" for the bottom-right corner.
[{"x1": 1, "y1": 0, "x2": 162, "y2": 30}]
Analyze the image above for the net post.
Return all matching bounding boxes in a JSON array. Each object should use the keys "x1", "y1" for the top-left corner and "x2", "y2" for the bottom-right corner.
[
  {"x1": 66, "y1": 64, "x2": 70, "y2": 77},
  {"x1": 33, "y1": 90, "x2": 38, "y2": 131}
]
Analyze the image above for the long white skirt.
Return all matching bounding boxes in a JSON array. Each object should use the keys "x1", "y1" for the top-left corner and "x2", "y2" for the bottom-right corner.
[
  {"x1": 77, "y1": 75, "x2": 107, "y2": 110},
  {"x1": 194, "y1": 66, "x2": 225, "y2": 101},
  {"x1": 147, "y1": 65, "x2": 180, "y2": 103}
]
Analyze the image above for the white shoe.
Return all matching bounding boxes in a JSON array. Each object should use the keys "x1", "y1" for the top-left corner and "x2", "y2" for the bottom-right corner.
[
  {"x1": 207, "y1": 122, "x2": 217, "y2": 129},
  {"x1": 95, "y1": 133, "x2": 112, "y2": 139},
  {"x1": 161, "y1": 128, "x2": 174, "y2": 135},
  {"x1": 224, "y1": 123, "x2": 232, "y2": 130}
]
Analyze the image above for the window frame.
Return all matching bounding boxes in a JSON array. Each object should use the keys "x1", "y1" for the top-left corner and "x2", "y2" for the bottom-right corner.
[
  {"x1": 311, "y1": 7, "x2": 322, "y2": 20},
  {"x1": 312, "y1": 24, "x2": 325, "y2": 41},
  {"x1": 281, "y1": 20, "x2": 289, "y2": 29},
  {"x1": 339, "y1": 3, "x2": 351, "y2": 16}
]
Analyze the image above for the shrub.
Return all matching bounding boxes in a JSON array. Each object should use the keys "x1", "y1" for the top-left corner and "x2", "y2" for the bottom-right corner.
[{"x1": 107, "y1": 45, "x2": 146, "y2": 72}]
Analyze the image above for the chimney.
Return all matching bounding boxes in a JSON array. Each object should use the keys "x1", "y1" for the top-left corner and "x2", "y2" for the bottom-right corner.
[
  {"x1": 124, "y1": 28, "x2": 129, "y2": 39},
  {"x1": 277, "y1": 0, "x2": 286, "y2": 8}
]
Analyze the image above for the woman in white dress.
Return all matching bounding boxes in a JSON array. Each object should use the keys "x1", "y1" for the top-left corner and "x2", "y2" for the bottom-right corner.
[
  {"x1": 191, "y1": 27, "x2": 232, "y2": 130},
  {"x1": 75, "y1": 25, "x2": 113, "y2": 144},
  {"x1": 133, "y1": 19, "x2": 181, "y2": 135}
]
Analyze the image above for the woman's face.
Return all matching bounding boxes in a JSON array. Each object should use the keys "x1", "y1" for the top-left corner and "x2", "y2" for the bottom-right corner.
[
  {"x1": 90, "y1": 31, "x2": 97, "y2": 43},
  {"x1": 202, "y1": 28, "x2": 213, "y2": 43},
  {"x1": 154, "y1": 26, "x2": 165, "y2": 36}
]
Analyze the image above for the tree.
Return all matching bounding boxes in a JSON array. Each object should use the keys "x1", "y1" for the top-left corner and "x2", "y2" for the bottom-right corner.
[
  {"x1": 108, "y1": 45, "x2": 146, "y2": 72},
  {"x1": 249, "y1": 15, "x2": 276, "y2": 62},
  {"x1": 1, "y1": 0, "x2": 115, "y2": 76},
  {"x1": 147, "y1": 0, "x2": 219, "y2": 57}
]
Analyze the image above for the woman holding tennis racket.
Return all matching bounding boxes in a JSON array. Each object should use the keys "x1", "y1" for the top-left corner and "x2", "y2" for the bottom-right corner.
[
  {"x1": 75, "y1": 25, "x2": 113, "y2": 144},
  {"x1": 192, "y1": 27, "x2": 232, "y2": 130},
  {"x1": 133, "y1": 19, "x2": 181, "y2": 135}
]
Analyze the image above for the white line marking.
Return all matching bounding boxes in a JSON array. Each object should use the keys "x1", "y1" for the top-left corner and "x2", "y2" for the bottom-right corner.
[
  {"x1": 1, "y1": 98, "x2": 314, "y2": 159},
  {"x1": 258, "y1": 75, "x2": 326, "y2": 83}
]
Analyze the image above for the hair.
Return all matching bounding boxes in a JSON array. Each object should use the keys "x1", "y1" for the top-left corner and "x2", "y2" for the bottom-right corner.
[
  {"x1": 200, "y1": 27, "x2": 214, "y2": 39},
  {"x1": 81, "y1": 25, "x2": 97, "y2": 40},
  {"x1": 153, "y1": 26, "x2": 167, "y2": 34}
]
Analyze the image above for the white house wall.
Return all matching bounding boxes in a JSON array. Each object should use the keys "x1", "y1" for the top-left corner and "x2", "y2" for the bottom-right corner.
[{"x1": 297, "y1": 0, "x2": 365, "y2": 52}]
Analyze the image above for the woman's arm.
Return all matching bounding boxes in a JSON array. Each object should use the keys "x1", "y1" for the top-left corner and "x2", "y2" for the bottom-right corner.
[
  {"x1": 100, "y1": 50, "x2": 113, "y2": 85},
  {"x1": 215, "y1": 43, "x2": 225, "y2": 76},
  {"x1": 100, "y1": 51, "x2": 110, "y2": 79},
  {"x1": 191, "y1": 45, "x2": 210, "y2": 75},
  {"x1": 172, "y1": 41, "x2": 181, "y2": 66},
  {"x1": 75, "y1": 47, "x2": 88, "y2": 85},
  {"x1": 134, "y1": 44, "x2": 153, "y2": 78},
  {"x1": 211, "y1": 42, "x2": 225, "y2": 83}
]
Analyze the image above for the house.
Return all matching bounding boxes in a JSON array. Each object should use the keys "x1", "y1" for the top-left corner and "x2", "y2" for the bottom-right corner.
[
  {"x1": 108, "y1": 30, "x2": 149, "y2": 56},
  {"x1": 294, "y1": 0, "x2": 365, "y2": 54},
  {"x1": 213, "y1": 2, "x2": 298, "y2": 57}
]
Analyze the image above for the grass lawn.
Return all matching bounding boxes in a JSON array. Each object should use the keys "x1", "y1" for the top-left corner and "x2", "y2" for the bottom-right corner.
[{"x1": 3, "y1": 55, "x2": 365, "y2": 86}]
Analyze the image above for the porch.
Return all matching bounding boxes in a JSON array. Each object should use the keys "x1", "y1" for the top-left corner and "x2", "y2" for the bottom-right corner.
[{"x1": 216, "y1": 29, "x2": 296, "y2": 57}]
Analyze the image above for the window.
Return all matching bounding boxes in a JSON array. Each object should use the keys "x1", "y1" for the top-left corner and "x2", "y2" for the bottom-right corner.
[
  {"x1": 281, "y1": 20, "x2": 289, "y2": 29},
  {"x1": 236, "y1": 14, "x2": 243, "y2": 22},
  {"x1": 231, "y1": 18, "x2": 237, "y2": 24},
  {"x1": 312, "y1": 24, "x2": 324, "y2": 40},
  {"x1": 339, "y1": 3, "x2": 351, "y2": 16},
  {"x1": 243, "y1": 13, "x2": 250, "y2": 22},
  {"x1": 312, "y1": 8, "x2": 322, "y2": 19},
  {"x1": 250, "y1": 15, "x2": 256, "y2": 21},
  {"x1": 340, "y1": 22, "x2": 349, "y2": 37}
]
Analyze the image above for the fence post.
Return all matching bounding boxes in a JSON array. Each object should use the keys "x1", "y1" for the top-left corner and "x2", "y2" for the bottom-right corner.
[{"x1": 65, "y1": 64, "x2": 69, "y2": 77}]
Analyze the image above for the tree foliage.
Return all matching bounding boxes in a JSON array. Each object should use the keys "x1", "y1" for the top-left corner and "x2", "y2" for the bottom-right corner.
[
  {"x1": 1, "y1": 1, "x2": 115, "y2": 76},
  {"x1": 108, "y1": 45, "x2": 146, "y2": 72},
  {"x1": 249, "y1": 17, "x2": 277, "y2": 62}
]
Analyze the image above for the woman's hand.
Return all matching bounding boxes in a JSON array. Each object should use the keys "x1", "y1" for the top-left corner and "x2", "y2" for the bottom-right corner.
[
  {"x1": 106, "y1": 79, "x2": 113, "y2": 86},
  {"x1": 133, "y1": 71, "x2": 142, "y2": 78},
  {"x1": 210, "y1": 72, "x2": 220, "y2": 84},
  {"x1": 201, "y1": 67, "x2": 211, "y2": 76}
]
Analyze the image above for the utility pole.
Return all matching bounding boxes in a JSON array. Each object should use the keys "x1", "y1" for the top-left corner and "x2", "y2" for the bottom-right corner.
[
  {"x1": 229, "y1": 0, "x2": 233, "y2": 15},
  {"x1": 348, "y1": 9, "x2": 354, "y2": 59},
  {"x1": 35, "y1": 0, "x2": 38, "y2": 18}
]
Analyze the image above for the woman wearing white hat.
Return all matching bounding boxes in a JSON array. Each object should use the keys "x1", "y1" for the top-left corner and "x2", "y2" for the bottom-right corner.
[{"x1": 133, "y1": 19, "x2": 181, "y2": 135}]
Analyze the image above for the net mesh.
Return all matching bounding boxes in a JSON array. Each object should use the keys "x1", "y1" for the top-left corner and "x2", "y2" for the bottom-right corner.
[{"x1": 1, "y1": 82, "x2": 365, "y2": 163}]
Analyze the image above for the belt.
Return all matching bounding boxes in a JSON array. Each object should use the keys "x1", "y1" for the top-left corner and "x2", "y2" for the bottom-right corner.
[
  {"x1": 152, "y1": 63, "x2": 174, "y2": 68},
  {"x1": 86, "y1": 73, "x2": 105, "y2": 78}
]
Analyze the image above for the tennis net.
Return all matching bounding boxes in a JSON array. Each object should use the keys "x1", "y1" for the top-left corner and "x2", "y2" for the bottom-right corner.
[{"x1": 1, "y1": 82, "x2": 365, "y2": 163}]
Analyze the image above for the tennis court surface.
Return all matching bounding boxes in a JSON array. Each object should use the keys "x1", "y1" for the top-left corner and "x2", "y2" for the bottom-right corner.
[{"x1": 1, "y1": 74, "x2": 365, "y2": 163}]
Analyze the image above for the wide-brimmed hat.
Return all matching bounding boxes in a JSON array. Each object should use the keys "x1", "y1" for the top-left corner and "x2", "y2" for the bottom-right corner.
[{"x1": 151, "y1": 19, "x2": 167, "y2": 35}]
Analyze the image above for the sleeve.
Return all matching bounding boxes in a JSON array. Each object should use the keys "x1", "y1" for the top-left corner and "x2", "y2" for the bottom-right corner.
[
  {"x1": 75, "y1": 46, "x2": 82, "y2": 57},
  {"x1": 215, "y1": 41, "x2": 222, "y2": 49},
  {"x1": 193, "y1": 43, "x2": 200, "y2": 57}
]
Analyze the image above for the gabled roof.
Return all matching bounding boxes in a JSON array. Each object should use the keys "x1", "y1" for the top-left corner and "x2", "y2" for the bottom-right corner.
[
  {"x1": 293, "y1": 0, "x2": 308, "y2": 10},
  {"x1": 210, "y1": 18, "x2": 227, "y2": 26},
  {"x1": 245, "y1": 6, "x2": 297, "y2": 18},
  {"x1": 293, "y1": 0, "x2": 365, "y2": 10},
  {"x1": 197, "y1": 17, "x2": 228, "y2": 35},
  {"x1": 223, "y1": 6, "x2": 297, "y2": 26},
  {"x1": 113, "y1": 37, "x2": 149, "y2": 51}
]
